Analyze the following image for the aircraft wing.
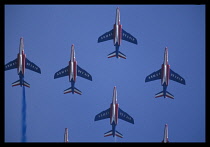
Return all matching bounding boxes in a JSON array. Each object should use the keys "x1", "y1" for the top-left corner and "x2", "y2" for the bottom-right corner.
[
  {"x1": 54, "y1": 66, "x2": 69, "y2": 79},
  {"x1": 98, "y1": 29, "x2": 114, "y2": 43},
  {"x1": 122, "y1": 29, "x2": 138, "y2": 44},
  {"x1": 5, "y1": 58, "x2": 18, "y2": 71},
  {"x1": 145, "y1": 69, "x2": 161, "y2": 82},
  {"x1": 25, "y1": 58, "x2": 41, "y2": 74},
  {"x1": 118, "y1": 108, "x2": 134, "y2": 124},
  {"x1": 94, "y1": 108, "x2": 110, "y2": 121},
  {"x1": 77, "y1": 65, "x2": 92, "y2": 81},
  {"x1": 170, "y1": 69, "x2": 186, "y2": 85}
]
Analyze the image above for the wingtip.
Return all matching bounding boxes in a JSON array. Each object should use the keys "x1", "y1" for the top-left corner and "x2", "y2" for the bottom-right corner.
[
  {"x1": 135, "y1": 40, "x2": 138, "y2": 45},
  {"x1": 94, "y1": 116, "x2": 98, "y2": 121},
  {"x1": 97, "y1": 38, "x2": 101, "y2": 43}
]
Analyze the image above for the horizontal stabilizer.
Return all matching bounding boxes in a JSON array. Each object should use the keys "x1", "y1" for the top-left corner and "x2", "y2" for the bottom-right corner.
[
  {"x1": 116, "y1": 131, "x2": 123, "y2": 138},
  {"x1": 107, "y1": 51, "x2": 117, "y2": 58},
  {"x1": 107, "y1": 51, "x2": 126, "y2": 59},
  {"x1": 118, "y1": 51, "x2": 126, "y2": 59},
  {"x1": 104, "y1": 130, "x2": 113, "y2": 137},
  {"x1": 155, "y1": 91, "x2": 174, "y2": 99},
  {"x1": 165, "y1": 91, "x2": 174, "y2": 99},
  {"x1": 64, "y1": 87, "x2": 82, "y2": 95},
  {"x1": 12, "y1": 79, "x2": 30, "y2": 88},
  {"x1": 104, "y1": 130, "x2": 123, "y2": 138},
  {"x1": 23, "y1": 80, "x2": 30, "y2": 88}
]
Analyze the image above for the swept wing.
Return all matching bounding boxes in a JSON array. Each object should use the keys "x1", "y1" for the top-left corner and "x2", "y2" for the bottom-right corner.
[
  {"x1": 118, "y1": 108, "x2": 134, "y2": 124},
  {"x1": 122, "y1": 29, "x2": 138, "y2": 44},
  {"x1": 25, "y1": 58, "x2": 41, "y2": 74},
  {"x1": 170, "y1": 69, "x2": 186, "y2": 85},
  {"x1": 5, "y1": 58, "x2": 18, "y2": 71},
  {"x1": 145, "y1": 69, "x2": 161, "y2": 82},
  {"x1": 98, "y1": 29, "x2": 114, "y2": 43},
  {"x1": 77, "y1": 65, "x2": 92, "y2": 81},
  {"x1": 94, "y1": 108, "x2": 110, "y2": 121},
  {"x1": 54, "y1": 66, "x2": 69, "y2": 79}
]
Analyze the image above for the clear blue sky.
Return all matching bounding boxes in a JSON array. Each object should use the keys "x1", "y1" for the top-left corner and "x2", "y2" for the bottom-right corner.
[{"x1": 5, "y1": 5, "x2": 205, "y2": 142}]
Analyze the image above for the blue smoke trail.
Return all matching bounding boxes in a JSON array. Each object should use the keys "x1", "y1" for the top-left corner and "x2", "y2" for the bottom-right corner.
[{"x1": 21, "y1": 85, "x2": 27, "y2": 142}]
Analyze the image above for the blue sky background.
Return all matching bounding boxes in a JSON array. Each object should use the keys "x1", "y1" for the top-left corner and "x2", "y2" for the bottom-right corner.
[{"x1": 4, "y1": 5, "x2": 205, "y2": 142}]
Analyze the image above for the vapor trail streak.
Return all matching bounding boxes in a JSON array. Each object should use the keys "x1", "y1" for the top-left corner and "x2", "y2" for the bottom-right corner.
[{"x1": 21, "y1": 85, "x2": 27, "y2": 142}]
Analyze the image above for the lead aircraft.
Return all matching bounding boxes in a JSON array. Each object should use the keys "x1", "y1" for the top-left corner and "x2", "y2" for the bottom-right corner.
[
  {"x1": 94, "y1": 86, "x2": 134, "y2": 138},
  {"x1": 145, "y1": 47, "x2": 186, "y2": 99},
  {"x1": 5, "y1": 37, "x2": 41, "y2": 88},
  {"x1": 54, "y1": 44, "x2": 92, "y2": 95},
  {"x1": 98, "y1": 7, "x2": 138, "y2": 59}
]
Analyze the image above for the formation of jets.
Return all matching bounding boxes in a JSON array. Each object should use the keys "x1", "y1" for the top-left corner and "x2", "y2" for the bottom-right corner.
[{"x1": 5, "y1": 7, "x2": 186, "y2": 142}]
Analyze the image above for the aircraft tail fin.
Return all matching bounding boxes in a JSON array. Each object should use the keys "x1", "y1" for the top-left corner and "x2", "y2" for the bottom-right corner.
[
  {"x1": 64, "y1": 86, "x2": 82, "y2": 95},
  {"x1": 104, "y1": 130, "x2": 123, "y2": 138},
  {"x1": 12, "y1": 79, "x2": 30, "y2": 88},
  {"x1": 155, "y1": 90, "x2": 174, "y2": 99},
  {"x1": 107, "y1": 51, "x2": 126, "y2": 59}
]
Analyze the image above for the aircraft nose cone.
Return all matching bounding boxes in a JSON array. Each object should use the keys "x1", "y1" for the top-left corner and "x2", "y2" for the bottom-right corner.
[{"x1": 165, "y1": 47, "x2": 168, "y2": 52}]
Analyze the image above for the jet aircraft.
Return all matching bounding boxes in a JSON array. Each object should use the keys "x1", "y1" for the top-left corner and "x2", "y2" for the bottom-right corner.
[
  {"x1": 5, "y1": 37, "x2": 41, "y2": 88},
  {"x1": 162, "y1": 124, "x2": 169, "y2": 143},
  {"x1": 94, "y1": 86, "x2": 134, "y2": 138},
  {"x1": 145, "y1": 47, "x2": 186, "y2": 99},
  {"x1": 64, "y1": 128, "x2": 69, "y2": 142},
  {"x1": 97, "y1": 7, "x2": 138, "y2": 59},
  {"x1": 54, "y1": 44, "x2": 92, "y2": 95}
]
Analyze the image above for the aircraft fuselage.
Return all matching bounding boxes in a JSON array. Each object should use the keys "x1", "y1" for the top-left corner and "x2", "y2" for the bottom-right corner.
[
  {"x1": 161, "y1": 47, "x2": 170, "y2": 86},
  {"x1": 109, "y1": 86, "x2": 119, "y2": 136},
  {"x1": 69, "y1": 44, "x2": 77, "y2": 83},
  {"x1": 113, "y1": 8, "x2": 122, "y2": 47},
  {"x1": 17, "y1": 37, "x2": 26, "y2": 77}
]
